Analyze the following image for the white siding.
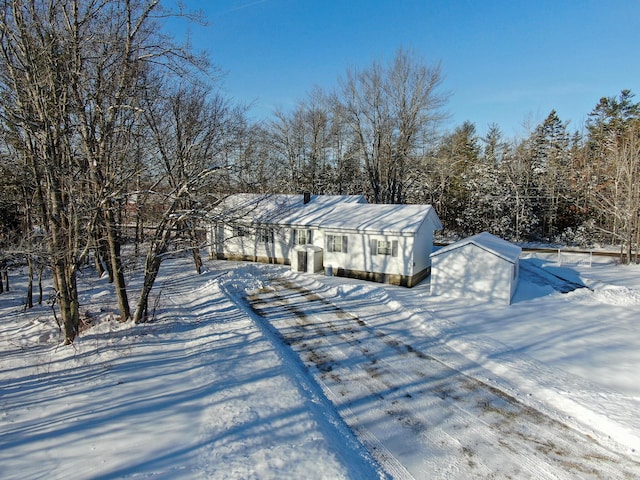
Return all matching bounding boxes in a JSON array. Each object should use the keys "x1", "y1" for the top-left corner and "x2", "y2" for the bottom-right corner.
[
  {"x1": 291, "y1": 245, "x2": 323, "y2": 273},
  {"x1": 220, "y1": 225, "x2": 291, "y2": 260},
  {"x1": 321, "y1": 231, "x2": 413, "y2": 276},
  {"x1": 413, "y1": 218, "x2": 436, "y2": 273}
]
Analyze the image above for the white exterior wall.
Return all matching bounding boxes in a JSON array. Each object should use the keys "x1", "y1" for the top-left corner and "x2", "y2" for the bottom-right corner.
[
  {"x1": 206, "y1": 225, "x2": 215, "y2": 258},
  {"x1": 321, "y1": 230, "x2": 414, "y2": 276},
  {"x1": 511, "y1": 260, "x2": 520, "y2": 299},
  {"x1": 413, "y1": 219, "x2": 436, "y2": 272},
  {"x1": 210, "y1": 219, "x2": 435, "y2": 282},
  {"x1": 218, "y1": 225, "x2": 291, "y2": 261},
  {"x1": 430, "y1": 244, "x2": 516, "y2": 304},
  {"x1": 207, "y1": 224, "x2": 226, "y2": 258},
  {"x1": 367, "y1": 234, "x2": 413, "y2": 276},
  {"x1": 309, "y1": 228, "x2": 324, "y2": 250},
  {"x1": 215, "y1": 225, "x2": 326, "y2": 264}
]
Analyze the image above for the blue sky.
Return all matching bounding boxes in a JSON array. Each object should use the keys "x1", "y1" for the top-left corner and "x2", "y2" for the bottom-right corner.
[{"x1": 171, "y1": 0, "x2": 640, "y2": 137}]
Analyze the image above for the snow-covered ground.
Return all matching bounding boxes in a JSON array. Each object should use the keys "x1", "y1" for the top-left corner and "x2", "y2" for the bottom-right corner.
[{"x1": 1, "y1": 252, "x2": 639, "y2": 479}]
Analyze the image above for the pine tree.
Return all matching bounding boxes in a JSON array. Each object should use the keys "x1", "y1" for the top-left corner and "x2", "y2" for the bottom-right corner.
[{"x1": 529, "y1": 110, "x2": 573, "y2": 240}]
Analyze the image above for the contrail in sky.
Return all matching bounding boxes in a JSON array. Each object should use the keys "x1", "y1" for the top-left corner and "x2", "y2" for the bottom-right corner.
[{"x1": 227, "y1": 0, "x2": 268, "y2": 13}]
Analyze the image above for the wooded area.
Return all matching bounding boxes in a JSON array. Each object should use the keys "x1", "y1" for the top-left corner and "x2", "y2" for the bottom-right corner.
[{"x1": 0, "y1": 0, "x2": 638, "y2": 343}]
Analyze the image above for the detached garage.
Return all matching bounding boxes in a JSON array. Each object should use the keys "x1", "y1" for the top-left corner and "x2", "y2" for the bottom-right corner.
[{"x1": 429, "y1": 232, "x2": 521, "y2": 304}]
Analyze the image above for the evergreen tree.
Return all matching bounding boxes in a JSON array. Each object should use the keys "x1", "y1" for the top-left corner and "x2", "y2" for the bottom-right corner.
[
  {"x1": 481, "y1": 123, "x2": 508, "y2": 166},
  {"x1": 586, "y1": 89, "x2": 640, "y2": 148},
  {"x1": 529, "y1": 110, "x2": 573, "y2": 240},
  {"x1": 437, "y1": 121, "x2": 481, "y2": 235}
]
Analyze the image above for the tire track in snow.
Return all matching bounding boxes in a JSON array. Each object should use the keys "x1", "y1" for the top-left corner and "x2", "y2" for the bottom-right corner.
[
  {"x1": 247, "y1": 277, "x2": 640, "y2": 479},
  {"x1": 249, "y1": 281, "x2": 538, "y2": 478},
  {"x1": 218, "y1": 273, "x2": 390, "y2": 480}
]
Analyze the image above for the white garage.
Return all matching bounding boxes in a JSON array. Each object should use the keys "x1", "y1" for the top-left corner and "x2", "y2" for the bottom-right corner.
[{"x1": 429, "y1": 232, "x2": 521, "y2": 304}]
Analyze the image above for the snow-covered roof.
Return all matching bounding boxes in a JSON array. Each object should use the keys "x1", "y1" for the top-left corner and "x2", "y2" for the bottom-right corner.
[
  {"x1": 209, "y1": 194, "x2": 442, "y2": 235},
  {"x1": 319, "y1": 203, "x2": 442, "y2": 235},
  {"x1": 208, "y1": 193, "x2": 367, "y2": 227},
  {"x1": 431, "y1": 232, "x2": 521, "y2": 263},
  {"x1": 284, "y1": 194, "x2": 368, "y2": 226}
]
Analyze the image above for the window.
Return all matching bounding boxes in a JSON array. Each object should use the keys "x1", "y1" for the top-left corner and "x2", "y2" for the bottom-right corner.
[
  {"x1": 371, "y1": 239, "x2": 398, "y2": 257},
  {"x1": 327, "y1": 234, "x2": 348, "y2": 253},
  {"x1": 233, "y1": 225, "x2": 248, "y2": 237},
  {"x1": 293, "y1": 229, "x2": 311, "y2": 245},
  {"x1": 258, "y1": 227, "x2": 273, "y2": 243},
  {"x1": 377, "y1": 240, "x2": 393, "y2": 255}
]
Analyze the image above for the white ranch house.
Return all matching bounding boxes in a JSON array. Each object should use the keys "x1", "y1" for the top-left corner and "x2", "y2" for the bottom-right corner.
[
  {"x1": 429, "y1": 231, "x2": 522, "y2": 304},
  {"x1": 206, "y1": 193, "x2": 442, "y2": 287}
]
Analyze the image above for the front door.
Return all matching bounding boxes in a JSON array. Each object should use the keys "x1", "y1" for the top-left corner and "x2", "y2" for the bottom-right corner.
[{"x1": 297, "y1": 250, "x2": 307, "y2": 273}]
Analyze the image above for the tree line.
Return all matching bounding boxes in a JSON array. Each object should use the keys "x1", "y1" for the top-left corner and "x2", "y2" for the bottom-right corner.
[
  {"x1": 246, "y1": 70, "x2": 639, "y2": 263},
  {"x1": 0, "y1": 1, "x2": 638, "y2": 343}
]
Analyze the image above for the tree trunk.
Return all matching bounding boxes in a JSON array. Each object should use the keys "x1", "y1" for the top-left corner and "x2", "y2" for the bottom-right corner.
[
  {"x1": 133, "y1": 250, "x2": 163, "y2": 323},
  {"x1": 635, "y1": 224, "x2": 640, "y2": 264},
  {"x1": 38, "y1": 263, "x2": 44, "y2": 305},
  {"x1": 94, "y1": 248, "x2": 106, "y2": 278},
  {"x1": 99, "y1": 231, "x2": 114, "y2": 282},
  {"x1": 26, "y1": 256, "x2": 34, "y2": 309},
  {"x1": 0, "y1": 260, "x2": 7, "y2": 292},
  {"x1": 191, "y1": 244, "x2": 203, "y2": 275},
  {"x1": 48, "y1": 174, "x2": 80, "y2": 343},
  {"x1": 105, "y1": 207, "x2": 131, "y2": 321},
  {"x1": 92, "y1": 225, "x2": 107, "y2": 279},
  {"x1": 51, "y1": 259, "x2": 79, "y2": 344},
  {"x1": 133, "y1": 216, "x2": 175, "y2": 323},
  {"x1": 189, "y1": 222, "x2": 203, "y2": 275},
  {"x1": 134, "y1": 211, "x2": 143, "y2": 259},
  {"x1": 627, "y1": 227, "x2": 633, "y2": 265}
]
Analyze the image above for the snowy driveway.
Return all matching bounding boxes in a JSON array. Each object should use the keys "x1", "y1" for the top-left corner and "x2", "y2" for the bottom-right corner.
[{"x1": 238, "y1": 273, "x2": 639, "y2": 479}]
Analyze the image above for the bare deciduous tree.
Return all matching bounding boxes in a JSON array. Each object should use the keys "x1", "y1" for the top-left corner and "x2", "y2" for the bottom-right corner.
[
  {"x1": 133, "y1": 80, "x2": 246, "y2": 322},
  {"x1": 589, "y1": 125, "x2": 640, "y2": 263},
  {"x1": 336, "y1": 48, "x2": 448, "y2": 204},
  {"x1": 0, "y1": 0, "x2": 206, "y2": 341},
  {"x1": 0, "y1": 1, "x2": 82, "y2": 342}
]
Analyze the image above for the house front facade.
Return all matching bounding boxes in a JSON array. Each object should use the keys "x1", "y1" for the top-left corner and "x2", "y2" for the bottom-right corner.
[{"x1": 206, "y1": 193, "x2": 442, "y2": 287}]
